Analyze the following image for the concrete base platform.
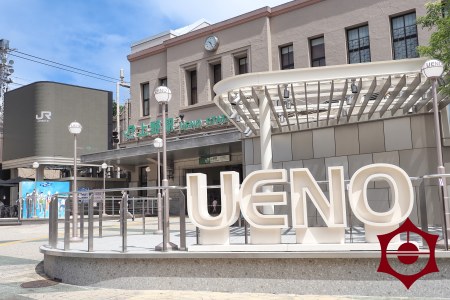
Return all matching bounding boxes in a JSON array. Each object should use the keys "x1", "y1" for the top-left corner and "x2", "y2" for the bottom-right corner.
[
  {"x1": 40, "y1": 220, "x2": 450, "y2": 297},
  {"x1": 41, "y1": 246, "x2": 450, "y2": 298},
  {"x1": 0, "y1": 217, "x2": 21, "y2": 226}
]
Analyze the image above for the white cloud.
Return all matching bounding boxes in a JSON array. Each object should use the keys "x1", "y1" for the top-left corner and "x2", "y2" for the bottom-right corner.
[{"x1": 3, "y1": 0, "x2": 291, "y2": 103}]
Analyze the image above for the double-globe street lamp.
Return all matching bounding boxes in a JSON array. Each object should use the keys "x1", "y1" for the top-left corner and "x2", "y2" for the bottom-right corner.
[
  {"x1": 422, "y1": 59, "x2": 449, "y2": 248},
  {"x1": 154, "y1": 86, "x2": 178, "y2": 251},
  {"x1": 153, "y1": 137, "x2": 163, "y2": 234},
  {"x1": 68, "y1": 121, "x2": 82, "y2": 242}
]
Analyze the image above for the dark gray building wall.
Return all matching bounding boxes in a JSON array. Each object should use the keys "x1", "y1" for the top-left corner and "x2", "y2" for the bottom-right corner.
[{"x1": 4, "y1": 82, "x2": 112, "y2": 161}]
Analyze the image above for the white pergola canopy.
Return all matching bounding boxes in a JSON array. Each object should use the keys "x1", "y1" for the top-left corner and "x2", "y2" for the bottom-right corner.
[{"x1": 213, "y1": 58, "x2": 449, "y2": 136}]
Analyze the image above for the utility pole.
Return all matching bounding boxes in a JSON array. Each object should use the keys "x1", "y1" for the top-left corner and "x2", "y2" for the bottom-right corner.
[
  {"x1": 115, "y1": 68, "x2": 130, "y2": 178},
  {"x1": 0, "y1": 39, "x2": 14, "y2": 131}
]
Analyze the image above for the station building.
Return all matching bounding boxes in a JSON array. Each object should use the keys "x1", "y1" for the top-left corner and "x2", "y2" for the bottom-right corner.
[
  {"x1": 2, "y1": 82, "x2": 120, "y2": 206},
  {"x1": 81, "y1": 0, "x2": 449, "y2": 225}
]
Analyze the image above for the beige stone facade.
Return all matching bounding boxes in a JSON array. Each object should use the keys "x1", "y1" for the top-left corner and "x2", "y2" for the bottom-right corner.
[
  {"x1": 81, "y1": 0, "x2": 444, "y2": 223},
  {"x1": 120, "y1": 0, "x2": 432, "y2": 189},
  {"x1": 128, "y1": 0, "x2": 430, "y2": 126}
]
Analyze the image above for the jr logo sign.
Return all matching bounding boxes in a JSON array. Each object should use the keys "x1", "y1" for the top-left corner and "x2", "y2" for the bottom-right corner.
[{"x1": 36, "y1": 111, "x2": 52, "y2": 122}]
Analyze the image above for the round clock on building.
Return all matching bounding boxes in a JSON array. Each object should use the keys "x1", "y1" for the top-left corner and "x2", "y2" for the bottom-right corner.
[{"x1": 204, "y1": 35, "x2": 219, "y2": 52}]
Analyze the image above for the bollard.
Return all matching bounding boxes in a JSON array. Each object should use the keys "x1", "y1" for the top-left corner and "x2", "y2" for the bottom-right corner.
[
  {"x1": 64, "y1": 198, "x2": 71, "y2": 251},
  {"x1": 196, "y1": 227, "x2": 199, "y2": 245},
  {"x1": 48, "y1": 197, "x2": 54, "y2": 247},
  {"x1": 27, "y1": 197, "x2": 31, "y2": 219},
  {"x1": 80, "y1": 201, "x2": 84, "y2": 239},
  {"x1": 121, "y1": 192, "x2": 128, "y2": 253},
  {"x1": 17, "y1": 198, "x2": 21, "y2": 222},
  {"x1": 244, "y1": 219, "x2": 248, "y2": 244},
  {"x1": 112, "y1": 196, "x2": 115, "y2": 216},
  {"x1": 419, "y1": 179, "x2": 428, "y2": 233},
  {"x1": 142, "y1": 199, "x2": 145, "y2": 235},
  {"x1": 418, "y1": 179, "x2": 429, "y2": 248},
  {"x1": 179, "y1": 190, "x2": 186, "y2": 251},
  {"x1": 49, "y1": 196, "x2": 58, "y2": 248},
  {"x1": 132, "y1": 197, "x2": 135, "y2": 218},
  {"x1": 88, "y1": 194, "x2": 94, "y2": 252},
  {"x1": 99, "y1": 201, "x2": 103, "y2": 238},
  {"x1": 119, "y1": 197, "x2": 123, "y2": 236}
]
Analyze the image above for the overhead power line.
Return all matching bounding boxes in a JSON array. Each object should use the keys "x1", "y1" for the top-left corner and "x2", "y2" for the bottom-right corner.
[
  {"x1": 9, "y1": 53, "x2": 118, "y2": 84},
  {"x1": 12, "y1": 50, "x2": 120, "y2": 81}
]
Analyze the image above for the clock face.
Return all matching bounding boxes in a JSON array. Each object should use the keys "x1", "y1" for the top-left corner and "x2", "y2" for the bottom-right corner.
[{"x1": 204, "y1": 35, "x2": 219, "y2": 51}]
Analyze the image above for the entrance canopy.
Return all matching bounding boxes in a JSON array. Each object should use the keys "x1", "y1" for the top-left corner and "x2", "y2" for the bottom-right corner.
[{"x1": 213, "y1": 58, "x2": 449, "y2": 136}]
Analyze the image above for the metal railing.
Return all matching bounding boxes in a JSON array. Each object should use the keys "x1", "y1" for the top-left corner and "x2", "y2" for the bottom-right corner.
[
  {"x1": 46, "y1": 175, "x2": 450, "y2": 253},
  {"x1": 48, "y1": 185, "x2": 187, "y2": 253}
]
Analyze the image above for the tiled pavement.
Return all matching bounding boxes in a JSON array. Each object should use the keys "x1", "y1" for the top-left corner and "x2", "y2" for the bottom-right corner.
[{"x1": 0, "y1": 219, "x2": 448, "y2": 299}]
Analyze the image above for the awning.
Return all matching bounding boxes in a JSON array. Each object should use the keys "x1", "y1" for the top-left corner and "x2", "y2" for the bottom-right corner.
[
  {"x1": 213, "y1": 58, "x2": 449, "y2": 136},
  {"x1": 3, "y1": 177, "x2": 33, "y2": 185}
]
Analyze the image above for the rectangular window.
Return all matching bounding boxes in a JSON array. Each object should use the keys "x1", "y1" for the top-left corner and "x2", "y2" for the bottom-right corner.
[
  {"x1": 347, "y1": 25, "x2": 371, "y2": 64},
  {"x1": 142, "y1": 83, "x2": 149, "y2": 117},
  {"x1": 238, "y1": 57, "x2": 248, "y2": 74},
  {"x1": 139, "y1": 167, "x2": 148, "y2": 197},
  {"x1": 310, "y1": 37, "x2": 325, "y2": 67},
  {"x1": 391, "y1": 12, "x2": 419, "y2": 60},
  {"x1": 190, "y1": 70, "x2": 197, "y2": 105},
  {"x1": 213, "y1": 64, "x2": 222, "y2": 84},
  {"x1": 158, "y1": 78, "x2": 168, "y2": 114},
  {"x1": 280, "y1": 45, "x2": 294, "y2": 70},
  {"x1": 210, "y1": 63, "x2": 222, "y2": 98}
]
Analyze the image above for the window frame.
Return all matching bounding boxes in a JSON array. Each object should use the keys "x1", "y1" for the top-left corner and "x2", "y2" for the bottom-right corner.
[
  {"x1": 141, "y1": 82, "x2": 150, "y2": 117},
  {"x1": 189, "y1": 69, "x2": 198, "y2": 105},
  {"x1": 390, "y1": 11, "x2": 419, "y2": 60},
  {"x1": 279, "y1": 44, "x2": 294, "y2": 70},
  {"x1": 213, "y1": 63, "x2": 222, "y2": 85},
  {"x1": 233, "y1": 51, "x2": 249, "y2": 75},
  {"x1": 346, "y1": 24, "x2": 371, "y2": 64},
  {"x1": 310, "y1": 36, "x2": 326, "y2": 67},
  {"x1": 210, "y1": 61, "x2": 222, "y2": 98},
  {"x1": 238, "y1": 56, "x2": 248, "y2": 74}
]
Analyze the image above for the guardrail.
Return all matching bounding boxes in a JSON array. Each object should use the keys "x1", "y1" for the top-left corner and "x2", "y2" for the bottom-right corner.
[
  {"x1": 48, "y1": 185, "x2": 187, "y2": 252},
  {"x1": 45, "y1": 175, "x2": 449, "y2": 252}
]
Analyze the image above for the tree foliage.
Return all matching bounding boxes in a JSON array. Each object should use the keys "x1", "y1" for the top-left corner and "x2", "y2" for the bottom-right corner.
[
  {"x1": 112, "y1": 101, "x2": 125, "y2": 118},
  {"x1": 417, "y1": 0, "x2": 450, "y2": 95}
]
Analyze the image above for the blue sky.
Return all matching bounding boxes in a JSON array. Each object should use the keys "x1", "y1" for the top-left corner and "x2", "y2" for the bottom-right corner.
[{"x1": 2, "y1": 0, "x2": 290, "y2": 103}]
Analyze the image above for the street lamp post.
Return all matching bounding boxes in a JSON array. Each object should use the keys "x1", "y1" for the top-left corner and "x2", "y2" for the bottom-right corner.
[
  {"x1": 154, "y1": 86, "x2": 178, "y2": 251},
  {"x1": 32, "y1": 161, "x2": 39, "y2": 218},
  {"x1": 68, "y1": 121, "x2": 82, "y2": 242},
  {"x1": 145, "y1": 166, "x2": 151, "y2": 216},
  {"x1": 422, "y1": 59, "x2": 449, "y2": 249},
  {"x1": 101, "y1": 163, "x2": 108, "y2": 216},
  {"x1": 153, "y1": 137, "x2": 163, "y2": 234}
]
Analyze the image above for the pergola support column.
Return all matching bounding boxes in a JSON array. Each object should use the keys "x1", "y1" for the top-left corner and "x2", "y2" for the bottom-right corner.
[{"x1": 249, "y1": 88, "x2": 281, "y2": 244}]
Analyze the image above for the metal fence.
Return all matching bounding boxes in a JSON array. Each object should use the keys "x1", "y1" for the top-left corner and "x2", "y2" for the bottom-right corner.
[
  {"x1": 47, "y1": 186, "x2": 187, "y2": 252},
  {"x1": 44, "y1": 175, "x2": 449, "y2": 252}
]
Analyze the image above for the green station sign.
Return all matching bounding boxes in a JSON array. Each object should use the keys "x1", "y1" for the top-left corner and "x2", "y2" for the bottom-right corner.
[{"x1": 123, "y1": 114, "x2": 229, "y2": 141}]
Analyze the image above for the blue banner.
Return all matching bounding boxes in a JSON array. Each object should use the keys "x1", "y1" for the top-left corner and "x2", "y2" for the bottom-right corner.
[{"x1": 20, "y1": 181, "x2": 70, "y2": 219}]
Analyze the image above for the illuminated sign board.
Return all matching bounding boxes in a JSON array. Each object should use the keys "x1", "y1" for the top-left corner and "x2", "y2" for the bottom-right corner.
[{"x1": 186, "y1": 164, "x2": 414, "y2": 251}]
